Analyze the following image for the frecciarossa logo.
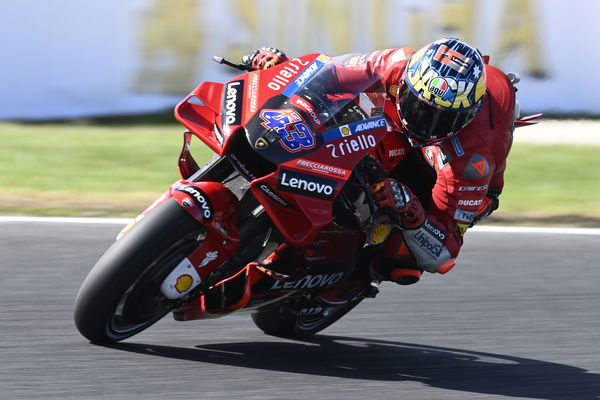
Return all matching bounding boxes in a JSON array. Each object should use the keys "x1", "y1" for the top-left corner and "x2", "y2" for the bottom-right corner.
[{"x1": 277, "y1": 169, "x2": 337, "y2": 200}]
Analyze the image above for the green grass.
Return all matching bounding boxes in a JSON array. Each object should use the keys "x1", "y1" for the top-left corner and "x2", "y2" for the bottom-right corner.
[
  {"x1": 0, "y1": 122, "x2": 213, "y2": 216},
  {"x1": 499, "y1": 144, "x2": 600, "y2": 219},
  {"x1": 1, "y1": 122, "x2": 599, "y2": 224}
]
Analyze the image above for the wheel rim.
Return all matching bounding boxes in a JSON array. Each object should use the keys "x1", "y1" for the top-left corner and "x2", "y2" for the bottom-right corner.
[{"x1": 107, "y1": 231, "x2": 203, "y2": 338}]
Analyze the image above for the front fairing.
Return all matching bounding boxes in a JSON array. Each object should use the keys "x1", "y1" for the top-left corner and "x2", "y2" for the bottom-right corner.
[
  {"x1": 244, "y1": 55, "x2": 391, "y2": 245},
  {"x1": 176, "y1": 54, "x2": 393, "y2": 246}
]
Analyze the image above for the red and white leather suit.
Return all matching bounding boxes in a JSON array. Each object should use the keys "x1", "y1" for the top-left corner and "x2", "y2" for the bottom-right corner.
[{"x1": 328, "y1": 48, "x2": 517, "y2": 273}]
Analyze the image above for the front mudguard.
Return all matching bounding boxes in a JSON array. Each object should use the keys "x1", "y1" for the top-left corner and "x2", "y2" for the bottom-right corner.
[{"x1": 119, "y1": 180, "x2": 241, "y2": 276}]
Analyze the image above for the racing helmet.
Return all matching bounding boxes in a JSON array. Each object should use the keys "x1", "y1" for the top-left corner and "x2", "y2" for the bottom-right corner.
[{"x1": 397, "y1": 38, "x2": 487, "y2": 147}]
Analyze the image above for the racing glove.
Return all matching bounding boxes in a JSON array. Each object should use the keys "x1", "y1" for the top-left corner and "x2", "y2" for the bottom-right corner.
[
  {"x1": 242, "y1": 47, "x2": 289, "y2": 70},
  {"x1": 372, "y1": 178, "x2": 425, "y2": 230}
]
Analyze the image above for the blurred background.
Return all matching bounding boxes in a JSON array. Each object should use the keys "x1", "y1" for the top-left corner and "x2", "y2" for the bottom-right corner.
[
  {"x1": 0, "y1": 0, "x2": 598, "y2": 223},
  {"x1": 2, "y1": 0, "x2": 593, "y2": 119}
]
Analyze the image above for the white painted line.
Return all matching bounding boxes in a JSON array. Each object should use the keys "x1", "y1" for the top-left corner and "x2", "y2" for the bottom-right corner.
[
  {"x1": 471, "y1": 225, "x2": 600, "y2": 235},
  {"x1": 0, "y1": 216, "x2": 132, "y2": 225},
  {"x1": 1, "y1": 215, "x2": 600, "y2": 235}
]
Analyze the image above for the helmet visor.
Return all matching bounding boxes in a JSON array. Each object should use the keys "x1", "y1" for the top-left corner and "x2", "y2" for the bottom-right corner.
[{"x1": 397, "y1": 85, "x2": 478, "y2": 145}]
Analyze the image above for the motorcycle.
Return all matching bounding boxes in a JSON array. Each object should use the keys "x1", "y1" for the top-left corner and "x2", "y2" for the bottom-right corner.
[{"x1": 74, "y1": 53, "x2": 540, "y2": 343}]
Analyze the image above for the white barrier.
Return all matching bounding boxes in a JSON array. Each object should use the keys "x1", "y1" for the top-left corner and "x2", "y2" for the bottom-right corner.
[{"x1": 0, "y1": 0, "x2": 596, "y2": 120}]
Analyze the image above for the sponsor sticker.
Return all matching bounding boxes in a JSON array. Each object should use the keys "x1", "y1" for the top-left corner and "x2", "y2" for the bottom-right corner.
[
  {"x1": 175, "y1": 274, "x2": 194, "y2": 294},
  {"x1": 451, "y1": 135, "x2": 465, "y2": 156},
  {"x1": 277, "y1": 169, "x2": 337, "y2": 200},
  {"x1": 458, "y1": 184, "x2": 489, "y2": 192},
  {"x1": 411, "y1": 230, "x2": 443, "y2": 258},
  {"x1": 290, "y1": 95, "x2": 323, "y2": 127},
  {"x1": 326, "y1": 134, "x2": 377, "y2": 158},
  {"x1": 423, "y1": 219, "x2": 446, "y2": 241},
  {"x1": 285, "y1": 159, "x2": 350, "y2": 178},
  {"x1": 159, "y1": 257, "x2": 201, "y2": 300},
  {"x1": 229, "y1": 153, "x2": 257, "y2": 181},
  {"x1": 437, "y1": 150, "x2": 452, "y2": 169},
  {"x1": 270, "y1": 272, "x2": 343, "y2": 290},
  {"x1": 370, "y1": 223, "x2": 391, "y2": 245},
  {"x1": 175, "y1": 186, "x2": 213, "y2": 220},
  {"x1": 199, "y1": 251, "x2": 219, "y2": 267},
  {"x1": 428, "y1": 77, "x2": 449, "y2": 97},
  {"x1": 267, "y1": 58, "x2": 311, "y2": 92},
  {"x1": 322, "y1": 116, "x2": 387, "y2": 142},
  {"x1": 463, "y1": 154, "x2": 490, "y2": 179},
  {"x1": 388, "y1": 148, "x2": 405, "y2": 157},
  {"x1": 424, "y1": 147, "x2": 435, "y2": 167},
  {"x1": 281, "y1": 56, "x2": 330, "y2": 97},
  {"x1": 247, "y1": 72, "x2": 259, "y2": 114},
  {"x1": 258, "y1": 183, "x2": 291, "y2": 208},
  {"x1": 457, "y1": 199, "x2": 484, "y2": 207},
  {"x1": 222, "y1": 80, "x2": 244, "y2": 126},
  {"x1": 454, "y1": 208, "x2": 476, "y2": 223}
]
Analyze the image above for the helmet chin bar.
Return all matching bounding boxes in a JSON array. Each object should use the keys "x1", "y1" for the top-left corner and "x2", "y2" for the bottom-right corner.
[{"x1": 406, "y1": 135, "x2": 446, "y2": 148}]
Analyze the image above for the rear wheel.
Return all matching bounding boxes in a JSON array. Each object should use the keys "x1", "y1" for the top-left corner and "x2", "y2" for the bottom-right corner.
[
  {"x1": 251, "y1": 296, "x2": 364, "y2": 338},
  {"x1": 73, "y1": 199, "x2": 204, "y2": 343}
]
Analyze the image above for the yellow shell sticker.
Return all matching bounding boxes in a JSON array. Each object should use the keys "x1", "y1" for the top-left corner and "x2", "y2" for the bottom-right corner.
[
  {"x1": 371, "y1": 223, "x2": 392, "y2": 244},
  {"x1": 175, "y1": 274, "x2": 194, "y2": 293},
  {"x1": 339, "y1": 125, "x2": 352, "y2": 136}
]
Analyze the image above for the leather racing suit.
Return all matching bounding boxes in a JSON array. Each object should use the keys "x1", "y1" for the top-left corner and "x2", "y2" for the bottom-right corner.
[{"x1": 326, "y1": 48, "x2": 517, "y2": 274}]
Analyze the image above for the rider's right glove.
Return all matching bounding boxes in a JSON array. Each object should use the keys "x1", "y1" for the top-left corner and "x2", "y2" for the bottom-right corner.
[
  {"x1": 242, "y1": 46, "x2": 289, "y2": 70},
  {"x1": 371, "y1": 178, "x2": 425, "y2": 230}
]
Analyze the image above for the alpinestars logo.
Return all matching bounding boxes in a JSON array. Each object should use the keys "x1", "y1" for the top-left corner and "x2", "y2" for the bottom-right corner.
[{"x1": 277, "y1": 169, "x2": 337, "y2": 200}]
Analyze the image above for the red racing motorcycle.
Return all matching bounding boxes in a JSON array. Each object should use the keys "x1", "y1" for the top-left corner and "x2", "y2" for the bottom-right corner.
[{"x1": 74, "y1": 54, "x2": 539, "y2": 343}]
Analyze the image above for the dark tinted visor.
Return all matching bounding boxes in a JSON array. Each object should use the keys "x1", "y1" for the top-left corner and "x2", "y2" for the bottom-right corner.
[{"x1": 397, "y1": 85, "x2": 478, "y2": 143}]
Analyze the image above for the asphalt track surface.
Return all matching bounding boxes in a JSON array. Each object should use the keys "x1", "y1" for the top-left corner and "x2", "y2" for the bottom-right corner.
[{"x1": 1, "y1": 220, "x2": 599, "y2": 400}]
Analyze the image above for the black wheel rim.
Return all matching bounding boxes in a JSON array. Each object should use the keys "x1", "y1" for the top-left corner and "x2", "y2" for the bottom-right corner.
[{"x1": 107, "y1": 230, "x2": 203, "y2": 338}]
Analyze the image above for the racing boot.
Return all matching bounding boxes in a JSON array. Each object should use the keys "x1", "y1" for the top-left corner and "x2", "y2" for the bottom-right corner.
[{"x1": 372, "y1": 231, "x2": 423, "y2": 285}]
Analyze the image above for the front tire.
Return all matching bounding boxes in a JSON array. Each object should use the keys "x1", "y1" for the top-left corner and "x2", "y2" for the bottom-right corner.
[{"x1": 73, "y1": 199, "x2": 204, "y2": 343}]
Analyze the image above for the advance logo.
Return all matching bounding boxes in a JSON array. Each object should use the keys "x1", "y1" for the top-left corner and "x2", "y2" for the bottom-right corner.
[{"x1": 277, "y1": 169, "x2": 337, "y2": 200}]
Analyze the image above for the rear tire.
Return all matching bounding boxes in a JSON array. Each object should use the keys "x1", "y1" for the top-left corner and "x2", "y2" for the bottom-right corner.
[
  {"x1": 251, "y1": 296, "x2": 364, "y2": 338},
  {"x1": 73, "y1": 199, "x2": 203, "y2": 343}
]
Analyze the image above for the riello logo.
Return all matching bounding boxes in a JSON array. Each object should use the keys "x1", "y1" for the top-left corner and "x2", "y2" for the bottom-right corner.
[{"x1": 277, "y1": 169, "x2": 337, "y2": 200}]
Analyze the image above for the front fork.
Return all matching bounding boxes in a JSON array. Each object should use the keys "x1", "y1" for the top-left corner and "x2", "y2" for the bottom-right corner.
[{"x1": 119, "y1": 179, "x2": 242, "y2": 301}]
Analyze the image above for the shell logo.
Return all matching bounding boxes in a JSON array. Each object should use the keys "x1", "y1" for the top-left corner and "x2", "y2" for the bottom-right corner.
[
  {"x1": 339, "y1": 126, "x2": 352, "y2": 136},
  {"x1": 371, "y1": 223, "x2": 391, "y2": 245},
  {"x1": 174, "y1": 274, "x2": 194, "y2": 293}
]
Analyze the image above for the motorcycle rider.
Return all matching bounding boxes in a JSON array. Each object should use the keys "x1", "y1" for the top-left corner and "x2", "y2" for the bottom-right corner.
[{"x1": 243, "y1": 39, "x2": 517, "y2": 289}]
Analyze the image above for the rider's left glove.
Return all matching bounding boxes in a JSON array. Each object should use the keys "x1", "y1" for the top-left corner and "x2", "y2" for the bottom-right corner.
[
  {"x1": 243, "y1": 47, "x2": 289, "y2": 70},
  {"x1": 372, "y1": 179, "x2": 425, "y2": 230}
]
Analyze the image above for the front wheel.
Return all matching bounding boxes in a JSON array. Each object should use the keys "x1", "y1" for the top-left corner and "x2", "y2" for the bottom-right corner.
[
  {"x1": 251, "y1": 296, "x2": 364, "y2": 338},
  {"x1": 73, "y1": 199, "x2": 204, "y2": 343}
]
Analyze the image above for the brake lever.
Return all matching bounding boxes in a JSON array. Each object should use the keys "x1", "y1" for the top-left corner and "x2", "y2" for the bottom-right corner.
[{"x1": 212, "y1": 56, "x2": 256, "y2": 72}]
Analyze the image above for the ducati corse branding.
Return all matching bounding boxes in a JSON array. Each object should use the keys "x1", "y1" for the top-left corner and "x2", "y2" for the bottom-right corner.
[
  {"x1": 277, "y1": 169, "x2": 337, "y2": 200},
  {"x1": 222, "y1": 80, "x2": 243, "y2": 126}
]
